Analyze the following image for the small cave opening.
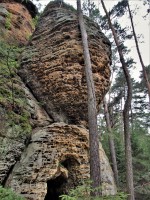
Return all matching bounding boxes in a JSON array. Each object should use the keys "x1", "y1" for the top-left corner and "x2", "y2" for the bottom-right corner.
[
  {"x1": 61, "y1": 159, "x2": 71, "y2": 170},
  {"x1": 44, "y1": 157, "x2": 79, "y2": 200},
  {"x1": 44, "y1": 175, "x2": 67, "y2": 200}
]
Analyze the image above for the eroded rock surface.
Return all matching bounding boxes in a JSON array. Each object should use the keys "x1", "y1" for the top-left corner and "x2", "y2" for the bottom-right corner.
[
  {"x1": 0, "y1": 0, "x2": 37, "y2": 45},
  {"x1": 0, "y1": 0, "x2": 39, "y2": 186},
  {"x1": 8, "y1": 123, "x2": 116, "y2": 199},
  {"x1": 1, "y1": 1, "x2": 117, "y2": 199},
  {"x1": 0, "y1": 77, "x2": 53, "y2": 186},
  {"x1": 19, "y1": 1, "x2": 111, "y2": 126}
]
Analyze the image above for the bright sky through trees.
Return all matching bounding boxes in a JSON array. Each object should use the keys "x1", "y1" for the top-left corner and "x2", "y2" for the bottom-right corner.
[{"x1": 33, "y1": 0, "x2": 150, "y2": 79}]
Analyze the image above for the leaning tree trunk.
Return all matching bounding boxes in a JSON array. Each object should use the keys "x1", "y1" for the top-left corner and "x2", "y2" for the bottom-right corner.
[
  {"x1": 101, "y1": 1, "x2": 135, "y2": 199},
  {"x1": 103, "y1": 97, "x2": 119, "y2": 187},
  {"x1": 77, "y1": 0, "x2": 101, "y2": 196},
  {"x1": 127, "y1": 0, "x2": 150, "y2": 105}
]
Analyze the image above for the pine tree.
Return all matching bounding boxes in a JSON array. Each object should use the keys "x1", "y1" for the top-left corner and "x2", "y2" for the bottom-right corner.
[
  {"x1": 101, "y1": 1, "x2": 135, "y2": 199},
  {"x1": 126, "y1": 0, "x2": 150, "y2": 105},
  {"x1": 108, "y1": 0, "x2": 150, "y2": 105},
  {"x1": 77, "y1": 0, "x2": 101, "y2": 196},
  {"x1": 103, "y1": 97, "x2": 119, "y2": 186}
]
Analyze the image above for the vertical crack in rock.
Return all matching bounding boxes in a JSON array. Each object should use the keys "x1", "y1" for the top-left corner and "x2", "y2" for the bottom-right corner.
[{"x1": 2, "y1": 163, "x2": 16, "y2": 187}]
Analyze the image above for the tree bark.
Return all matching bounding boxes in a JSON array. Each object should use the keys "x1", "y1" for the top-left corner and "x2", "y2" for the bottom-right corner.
[
  {"x1": 77, "y1": 0, "x2": 101, "y2": 196},
  {"x1": 127, "y1": 0, "x2": 150, "y2": 105},
  {"x1": 101, "y1": 1, "x2": 135, "y2": 199},
  {"x1": 103, "y1": 97, "x2": 119, "y2": 187}
]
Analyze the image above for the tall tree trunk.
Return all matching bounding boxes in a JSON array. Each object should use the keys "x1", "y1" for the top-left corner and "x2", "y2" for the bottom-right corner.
[
  {"x1": 103, "y1": 97, "x2": 119, "y2": 187},
  {"x1": 101, "y1": 1, "x2": 135, "y2": 199},
  {"x1": 77, "y1": 0, "x2": 101, "y2": 196},
  {"x1": 127, "y1": 0, "x2": 150, "y2": 105}
]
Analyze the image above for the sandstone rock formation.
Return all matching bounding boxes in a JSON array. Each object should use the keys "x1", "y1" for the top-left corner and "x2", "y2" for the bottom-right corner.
[
  {"x1": 0, "y1": 0, "x2": 37, "y2": 45},
  {"x1": 0, "y1": 76, "x2": 53, "y2": 186},
  {"x1": 19, "y1": 1, "x2": 111, "y2": 126},
  {"x1": 7, "y1": 124, "x2": 116, "y2": 199},
  {"x1": 0, "y1": 0, "x2": 38, "y2": 186},
  {"x1": 0, "y1": 1, "x2": 117, "y2": 199}
]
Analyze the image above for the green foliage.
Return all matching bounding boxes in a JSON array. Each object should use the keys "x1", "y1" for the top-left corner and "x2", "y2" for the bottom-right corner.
[
  {"x1": 82, "y1": 0, "x2": 103, "y2": 22},
  {"x1": 60, "y1": 182, "x2": 127, "y2": 200},
  {"x1": 84, "y1": 0, "x2": 149, "y2": 198},
  {"x1": 131, "y1": 124, "x2": 150, "y2": 197},
  {"x1": 0, "y1": 41, "x2": 31, "y2": 139},
  {"x1": 109, "y1": 0, "x2": 128, "y2": 18},
  {"x1": 5, "y1": 12, "x2": 12, "y2": 30},
  {"x1": 101, "y1": 130, "x2": 126, "y2": 187},
  {"x1": 31, "y1": 15, "x2": 39, "y2": 29},
  {"x1": 0, "y1": 186, "x2": 25, "y2": 200},
  {"x1": 102, "y1": 121, "x2": 150, "y2": 198},
  {"x1": 132, "y1": 68, "x2": 150, "y2": 128}
]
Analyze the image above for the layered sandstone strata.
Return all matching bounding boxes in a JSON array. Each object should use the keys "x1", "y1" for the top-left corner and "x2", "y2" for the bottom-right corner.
[
  {"x1": 0, "y1": 0, "x2": 38, "y2": 186},
  {"x1": 7, "y1": 123, "x2": 116, "y2": 199},
  {"x1": 1, "y1": 1, "x2": 117, "y2": 199},
  {"x1": 0, "y1": 0, "x2": 37, "y2": 45},
  {"x1": 19, "y1": 1, "x2": 111, "y2": 126}
]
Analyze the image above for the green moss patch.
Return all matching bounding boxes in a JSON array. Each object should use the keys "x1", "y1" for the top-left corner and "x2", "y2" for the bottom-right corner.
[{"x1": 0, "y1": 41, "x2": 32, "y2": 140}]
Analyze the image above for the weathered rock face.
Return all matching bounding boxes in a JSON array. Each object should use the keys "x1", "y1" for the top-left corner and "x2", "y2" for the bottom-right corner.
[
  {"x1": 0, "y1": 0, "x2": 37, "y2": 45},
  {"x1": 0, "y1": 0, "x2": 38, "y2": 186},
  {"x1": 7, "y1": 123, "x2": 89, "y2": 199},
  {"x1": 0, "y1": 1, "x2": 117, "y2": 199},
  {"x1": 19, "y1": 1, "x2": 111, "y2": 126},
  {"x1": 7, "y1": 123, "x2": 116, "y2": 199},
  {"x1": 0, "y1": 77, "x2": 53, "y2": 186}
]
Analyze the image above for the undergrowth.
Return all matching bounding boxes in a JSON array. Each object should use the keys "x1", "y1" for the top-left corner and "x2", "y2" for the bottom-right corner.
[
  {"x1": 0, "y1": 186, "x2": 25, "y2": 200},
  {"x1": 60, "y1": 181, "x2": 127, "y2": 200},
  {"x1": 0, "y1": 41, "x2": 32, "y2": 141}
]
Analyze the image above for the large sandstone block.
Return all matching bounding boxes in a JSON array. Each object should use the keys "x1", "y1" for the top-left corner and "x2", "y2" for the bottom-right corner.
[
  {"x1": 19, "y1": 1, "x2": 111, "y2": 125},
  {"x1": 7, "y1": 123, "x2": 116, "y2": 200},
  {"x1": 0, "y1": 2, "x2": 116, "y2": 199}
]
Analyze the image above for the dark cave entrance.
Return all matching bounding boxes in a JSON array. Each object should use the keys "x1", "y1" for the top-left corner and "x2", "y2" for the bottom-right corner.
[
  {"x1": 44, "y1": 158, "x2": 79, "y2": 200},
  {"x1": 44, "y1": 175, "x2": 67, "y2": 200}
]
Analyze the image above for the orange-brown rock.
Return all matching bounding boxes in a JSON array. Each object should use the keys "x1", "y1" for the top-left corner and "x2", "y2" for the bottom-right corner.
[
  {"x1": 19, "y1": 1, "x2": 111, "y2": 126},
  {"x1": 0, "y1": 1, "x2": 117, "y2": 199},
  {"x1": 0, "y1": 0, "x2": 37, "y2": 45},
  {"x1": 8, "y1": 123, "x2": 116, "y2": 199}
]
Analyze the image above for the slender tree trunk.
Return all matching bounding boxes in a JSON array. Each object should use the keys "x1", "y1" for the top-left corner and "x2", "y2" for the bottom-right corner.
[
  {"x1": 103, "y1": 97, "x2": 119, "y2": 187},
  {"x1": 77, "y1": 0, "x2": 101, "y2": 196},
  {"x1": 101, "y1": 1, "x2": 135, "y2": 199},
  {"x1": 127, "y1": 0, "x2": 150, "y2": 105}
]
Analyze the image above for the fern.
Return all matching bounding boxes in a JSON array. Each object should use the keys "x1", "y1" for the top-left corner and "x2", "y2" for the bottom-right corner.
[{"x1": 0, "y1": 186, "x2": 25, "y2": 200}]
